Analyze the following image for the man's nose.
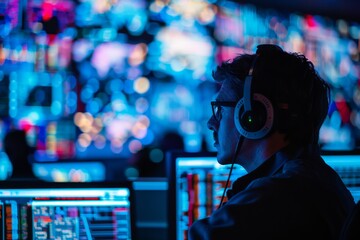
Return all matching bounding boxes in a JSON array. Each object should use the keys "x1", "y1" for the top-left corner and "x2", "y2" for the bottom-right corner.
[{"x1": 207, "y1": 115, "x2": 218, "y2": 131}]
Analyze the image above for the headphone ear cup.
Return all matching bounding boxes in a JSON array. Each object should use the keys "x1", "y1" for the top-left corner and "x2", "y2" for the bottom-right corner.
[
  {"x1": 234, "y1": 93, "x2": 274, "y2": 139},
  {"x1": 240, "y1": 105, "x2": 265, "y2": 132}
]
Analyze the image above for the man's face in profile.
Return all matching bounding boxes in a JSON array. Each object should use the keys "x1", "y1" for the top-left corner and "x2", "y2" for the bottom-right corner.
[{"x1": 207, "y1": 79, "x2": 242, "y2": 165}]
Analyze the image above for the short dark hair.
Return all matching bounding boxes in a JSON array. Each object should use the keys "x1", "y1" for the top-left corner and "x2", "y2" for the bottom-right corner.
[{"x1": 212, "y1": 49, "x2": 330, "y2": 146}]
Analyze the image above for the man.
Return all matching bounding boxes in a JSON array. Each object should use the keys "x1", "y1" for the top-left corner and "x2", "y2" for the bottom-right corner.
[{"x1": 188, "y1": 44, "x2": 355, "y2": 239}]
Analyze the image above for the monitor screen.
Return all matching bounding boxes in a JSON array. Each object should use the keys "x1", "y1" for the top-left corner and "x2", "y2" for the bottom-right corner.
[
  {"x1": 167, "y1": 151, "x2": 360, "y2": 240},
  {"x1": 166, "y1": 151, "x2": 247, "y2": 240},
  {"x1": 0, "y1": 181, "x2": 135, "y2": 240},
  {"x1": 32, "y1": 161, "x2": 106, "y2": 182},
  {"x1": 321, "y1": 151, "x2": 360, "y2": 202}
]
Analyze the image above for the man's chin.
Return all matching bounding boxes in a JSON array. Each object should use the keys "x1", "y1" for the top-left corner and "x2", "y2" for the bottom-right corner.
[{"x1": 216, "y1": 151, "x2": 233, "y2": 165}]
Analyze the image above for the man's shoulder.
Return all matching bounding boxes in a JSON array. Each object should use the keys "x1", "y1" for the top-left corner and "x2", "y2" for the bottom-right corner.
[
  {"x1": 246, "y1": 157, "x2": 351, "y2": 200},
  {"x1": 226, "y1": 174, "x2": 303, "y2": 206}
]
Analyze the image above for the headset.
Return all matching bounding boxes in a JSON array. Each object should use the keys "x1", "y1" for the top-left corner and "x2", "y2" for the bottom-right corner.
[
  {"x1": 234, "y1": 44, "x2": 284, "y2": 139},
  {"x1": 218, "y1": 44, "x2": 286, "y2": 209}
]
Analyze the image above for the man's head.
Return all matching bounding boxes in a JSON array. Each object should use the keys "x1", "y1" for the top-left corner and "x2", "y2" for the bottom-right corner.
[{"x1": 208, "y1": 44, "x2": 330, "y2": 167}]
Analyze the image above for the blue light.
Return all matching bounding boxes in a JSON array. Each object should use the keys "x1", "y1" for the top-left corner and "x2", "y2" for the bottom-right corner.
[
  {"x1": 97, "y1": 28, "x2": 117, "y2": 42},
  {"x1": 124, "y1": 79, "x2": 135, "y2": 94},
  {"x1": 140, "y1": 129, "x2": 154, "y2": 145},
  {"x1": 51, "y1": 101, "x2": 62, "y2": 116},
  {"x1": 133, "y1": 181, "x2": 168, "y2": 191},
  {"x1": 86, "y1": 98, "x2": 101, "y2": 115},
  {"x1": 87, "y1": 78, "x2": 100, "y2": 92},
  {"x1": 67, "y1": 91, "x2": 77, "y2": 107},
  {"x1": 80, "y1": 86, "x2": 94, "y2": 103},
  {"x1": 107, "y1": 79, "x2": 124, "y2": 94},
  {"x1": 67, "y1": 75, "x2": 77, "y2": 89}
]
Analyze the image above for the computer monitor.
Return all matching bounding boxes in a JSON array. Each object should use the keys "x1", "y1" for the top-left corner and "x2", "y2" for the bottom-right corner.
[
  {"x1": 0, "y1": 181, "x2": 135, "y2": 240},
  {"x1": 321, "y1": 151, "x2": 360, "y2": 203},
  {"x1": 133, "y1": 178, "x2": 168, "y2": 240},
  {"x1": 167, "y1": 151, "x2": 247, "y2": 240},
  {"x1": 167, "y1": 151, "x2": 360, "y2": 240}
]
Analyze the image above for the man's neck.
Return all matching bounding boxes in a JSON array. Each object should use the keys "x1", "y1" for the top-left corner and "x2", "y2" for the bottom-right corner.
[{"x1": 239, "y1": 131, "x2": 289, "y2": 172}]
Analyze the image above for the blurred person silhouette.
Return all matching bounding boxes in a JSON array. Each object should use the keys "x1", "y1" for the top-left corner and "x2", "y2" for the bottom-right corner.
[
  {"x1": 188, "y1": 44, "x2": 355, "y2": 240},
  {"x1": 3, "y1": 129, "x2": 37, "y2": 180}
]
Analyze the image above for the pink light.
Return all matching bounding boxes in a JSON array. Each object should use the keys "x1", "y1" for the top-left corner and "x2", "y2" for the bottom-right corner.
[
  {"x1": 335, "y1": 100, "x2": 351, "y2": 124},
  {"x1": 41, "y1": 2, "x2": 54, "y2": 21},
  {"x1": 18, "y1": 118, "x2": 34, "y2": 133},
  {"x1": 305, "y1": 15, "x2": 317, "y2": 28}
]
